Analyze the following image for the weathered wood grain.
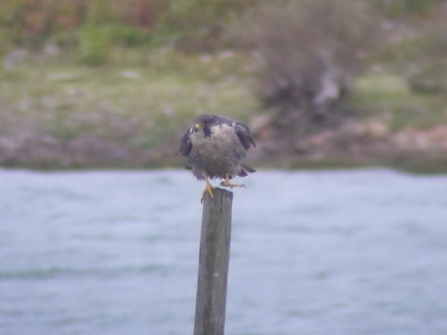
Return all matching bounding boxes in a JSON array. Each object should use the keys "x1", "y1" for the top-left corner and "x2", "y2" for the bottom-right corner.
[{"x1": 193, "y1": 188, "x2": 233, "y2": 335}]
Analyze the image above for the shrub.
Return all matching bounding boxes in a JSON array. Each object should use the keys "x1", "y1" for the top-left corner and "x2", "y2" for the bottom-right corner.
[
  {"x1": 154, "y1": 0, "x2": 254, "y2": 51},
  {"x1": 0, "y1": 0, "x2": 253, "y2": 54},
  {"x1": 374, "y1": 0, "x2": 445, "y2": 16},
  {"x1": 232, "y1": 0, "x2": 384, "y2": 136},
  {"x1": 0, "y1": 0, "x2": 87, "y2": 50},
  {"x1": 0, "y1": 0, "x2": 155, "y2": 53},
  {"x1": 376, "y1": 2, "x2": 447, "y2": 93},
  {"x1": 405, "y1": 3, "x2": 447, "y2": 93}
]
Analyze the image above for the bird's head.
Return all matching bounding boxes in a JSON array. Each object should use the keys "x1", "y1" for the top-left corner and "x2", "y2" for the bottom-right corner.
[{"x1": 191, "y1": 114, "x2": 217, "y2": 136}]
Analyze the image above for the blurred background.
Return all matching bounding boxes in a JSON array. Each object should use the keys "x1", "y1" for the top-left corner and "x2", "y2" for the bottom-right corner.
[
  {"x1": 0, "y1": 0, "x2": 446, "y2": 171},
  {"x1": 2, "y1": 1, "x2": 447, "y2": 335}
]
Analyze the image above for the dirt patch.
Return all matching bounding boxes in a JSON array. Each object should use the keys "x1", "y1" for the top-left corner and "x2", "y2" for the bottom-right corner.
[{"x1": 0, "y1": 131, "x2": 177, "y2": 169}]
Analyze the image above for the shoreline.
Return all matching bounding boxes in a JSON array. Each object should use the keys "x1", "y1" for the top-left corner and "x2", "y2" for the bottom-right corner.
[{"x1": 2, "y1": 123, "x2": 447, "y2": 174}]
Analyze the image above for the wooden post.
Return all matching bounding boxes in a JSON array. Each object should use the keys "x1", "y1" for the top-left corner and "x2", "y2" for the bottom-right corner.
[{"x1": 193, "y1": 188, "x2": 233, "y2": 335}]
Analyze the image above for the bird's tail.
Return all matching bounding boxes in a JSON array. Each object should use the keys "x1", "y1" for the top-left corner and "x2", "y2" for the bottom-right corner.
[
  {"x1": 242, "y1": 164, "x2": 256, "y2": 173},
  {"x1": 238, "y1": 164, "x2": 256, "y2": 177}
]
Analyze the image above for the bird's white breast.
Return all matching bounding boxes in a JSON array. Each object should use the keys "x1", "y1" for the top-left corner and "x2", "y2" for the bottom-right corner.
[
  {"x1": 191, "y1": 123, "x2": 243, "y2": 159},
  {"x1": 191, "y1": 123, "x2": 234, "y2": 145}
]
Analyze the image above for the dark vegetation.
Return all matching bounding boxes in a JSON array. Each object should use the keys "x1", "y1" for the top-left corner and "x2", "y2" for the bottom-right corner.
[
  {"x1": 1, "y1": 0, "x2": 447, "y2": 171},
  {"x1": 231, "y1": 0, "x2": 383, "y2": 142}
]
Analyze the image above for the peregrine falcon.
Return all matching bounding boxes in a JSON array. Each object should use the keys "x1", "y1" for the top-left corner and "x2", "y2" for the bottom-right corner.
[{"x1": 180, "y1": 114, "x2": 256, "y2": 200}]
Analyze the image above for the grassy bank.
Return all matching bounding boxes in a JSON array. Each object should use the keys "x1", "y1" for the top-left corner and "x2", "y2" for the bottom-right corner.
[
  {"x1": 0, "y1": 48, "x2": 258, "y2": 168},
  {"x1": 1, "y1": 48, "x2": 447, "y2": 172}
]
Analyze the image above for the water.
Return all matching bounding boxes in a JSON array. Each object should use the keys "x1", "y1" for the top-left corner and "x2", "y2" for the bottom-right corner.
[{"x1": 1, "y1": 168, "x2": 447, "y2": 335}]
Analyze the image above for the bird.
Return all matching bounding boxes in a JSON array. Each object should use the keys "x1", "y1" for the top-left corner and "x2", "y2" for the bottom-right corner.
[{"x1": 180, "y1": 114, "x2": 256, "y2": 200}]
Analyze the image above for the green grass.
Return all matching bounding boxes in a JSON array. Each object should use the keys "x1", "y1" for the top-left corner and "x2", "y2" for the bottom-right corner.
[
  {"x1": 351, "y1": 72, "x2": 447, "y2": 131},
  {"x1": 0, "y1": 48, "x2": 258, "y2": 149}
]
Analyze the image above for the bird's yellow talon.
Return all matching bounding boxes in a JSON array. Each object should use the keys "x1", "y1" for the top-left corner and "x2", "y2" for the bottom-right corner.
[
  {"x1": 201, "y1": 177, "x2": 216, "y2": 203},
  {"x1": 220, "y1": 182, "x2": 246, "y2": 189},
  {"x1": 220, "y1": 174, "x2": 245, "y2": 189}
]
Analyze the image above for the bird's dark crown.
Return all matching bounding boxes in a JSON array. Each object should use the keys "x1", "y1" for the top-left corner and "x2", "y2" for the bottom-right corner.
[
  {"x1": 193, "y1": 114, "x2": 218, "y2": 125},
  {"x1": 192, "y1": 114, "x2": 220, "y2": 137}
]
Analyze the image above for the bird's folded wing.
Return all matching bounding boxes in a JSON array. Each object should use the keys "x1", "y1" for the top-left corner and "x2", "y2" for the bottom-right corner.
[
  {"x1": 234, "y1": 123, "x2": 256, "y2": 150},
  {"x1": 180, "y1": 130, "x2": 192, "y2": 156}
]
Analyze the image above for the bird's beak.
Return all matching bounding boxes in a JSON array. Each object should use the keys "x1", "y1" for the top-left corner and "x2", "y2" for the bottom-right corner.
[{"x1": 194, "y1": 123, "x2": 204, "y2": 131}]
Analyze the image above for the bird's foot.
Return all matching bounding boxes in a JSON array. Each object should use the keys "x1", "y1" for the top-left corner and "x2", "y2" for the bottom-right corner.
[
  {"x1": 201, "y1": 178, "x2": 217, "y2": 203},
  {"x1": 220, "y1": 175, "x2": 246, "y2": 189}
]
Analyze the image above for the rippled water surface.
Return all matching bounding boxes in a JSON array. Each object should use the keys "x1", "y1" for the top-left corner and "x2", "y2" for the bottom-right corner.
[{"x1": 1, "y1": 168, "x2": 447, "y2": 335}]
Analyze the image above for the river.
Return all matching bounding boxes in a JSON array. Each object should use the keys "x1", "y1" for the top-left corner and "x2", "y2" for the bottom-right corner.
[{"x1": 1, "y1": 168, "x2": 447, "y2": 335}]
